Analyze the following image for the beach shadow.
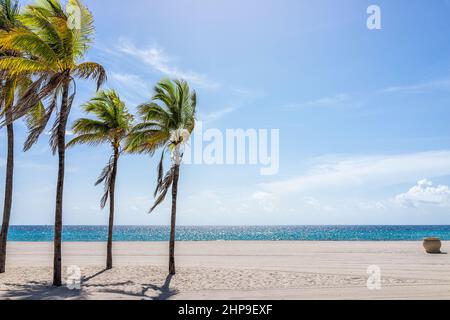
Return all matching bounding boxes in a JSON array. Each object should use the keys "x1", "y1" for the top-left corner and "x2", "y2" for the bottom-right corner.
[
  {"x1": 83, "y1": 281, "x2": 135, "y2": 288},
  {"x1": 80, "y1": 268, "x2": 134, "y2": 288},
  {"x1": 147, "y1": 274, "x2": 176, "y2": 300},
  {"x1": 98, "y1": 274, "x2": 178, "y2": 300},
  {"x1": 0, "y1": 281, "x2": 86, "y2": 300},
  {"x1": 82, "y1": 268, "x2": 108, "y2": 282}
]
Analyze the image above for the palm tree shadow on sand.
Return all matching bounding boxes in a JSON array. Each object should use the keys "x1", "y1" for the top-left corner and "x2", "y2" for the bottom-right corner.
[
  {"x1": 95, "y1": 274, "x2": 178, "y2": 300},
  {"x1": 0, "y1": 281, "x2": 86, "y2": 300},
  {"x1": 81, "y1": 268, "x2": 109, "y2": 282},
  {"x1": 1, "y1": 270, "x2": 177, "y2": 300}
]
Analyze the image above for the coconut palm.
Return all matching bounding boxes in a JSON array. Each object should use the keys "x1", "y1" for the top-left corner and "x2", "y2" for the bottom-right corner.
[
  {"x1": 0, "y1": 0, "x2": 21, "y2": 274},
  {"x1": 67, "y1": 90, "x2": 132, "y2": 269},
  {"x1": 0, "y1": 0, "x2": 105, "y2": 285},
  {"x1": 127, "y1": 78, "x2": 196, "y2": 275},
  {"x1": 0, "y1": 0, "x2": 44, "y2": 273}
]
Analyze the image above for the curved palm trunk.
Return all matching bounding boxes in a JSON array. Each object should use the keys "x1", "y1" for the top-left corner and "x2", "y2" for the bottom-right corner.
[
  {"x1": 169, "y1": 164, "x2": 180, "y2": 275},
  {"x1": 106, "y1": 147, "x2": 119, "y2": 270},
  {"x1": 0, "y1": 105, "x2": 14, "y2": 274},
  {"x1": 53, "y1": 82, "x2": 70, "y2": 286}
]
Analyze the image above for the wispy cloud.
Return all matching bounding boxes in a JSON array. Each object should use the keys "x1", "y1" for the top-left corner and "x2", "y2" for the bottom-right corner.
[
  {"x1": 251, "y1": 191, "x2": 279, "y2": 213},
  {"x1": 231, "y1": 87, "x2": 266, "y2": 100},
  {"x1": 357, "y1": 200, "x2": 387, "y2": 211},
  {"x1": 116, "y1": 39, "x2": 220, "y2": 90},
  {"x1": 202, "y1": 107, "x2": 237, "y2": 123},
  {"x1": 108, "y1": 72, "x2": 151, "y2": 106},
  {"x1": 304, "y1": 196, "x2": 336, "y2": 211},
  {"x1": 200, "y1": 87, "x2": 265, "y2": 123},
  {"x1": 260, "y1": 150, "x2": 450, "y2": 195},
  {"x1": 381, "y1": 79, "x2": 450, "y2": 94},
  {"x1": 284, "y1": 93, "x2": 351, "y2": 109},
  {"x1": 110, "y1": 72, "x2": 149, "y2": 92}
]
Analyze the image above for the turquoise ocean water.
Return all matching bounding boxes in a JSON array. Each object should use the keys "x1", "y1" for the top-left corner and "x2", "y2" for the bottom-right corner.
[{"x1": 7, "y1": 225, "x2": 450, "y2": 241}]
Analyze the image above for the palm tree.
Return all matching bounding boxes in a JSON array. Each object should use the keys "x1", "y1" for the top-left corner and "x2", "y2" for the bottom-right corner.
[
  {"x1": 67, "y1": 90, "x2": 132, "y2": 270},
  {"x1": 127, "y1": 78, "x2": 196, "y2": 275},
  {"x1": 0, "y1": 0, "x2": 44, "y2": 273},
  {"x1": 0, "y1": 0, "x2": 105, "y2": 285},
  {"x1": 0, "y1": 0, "x2": 21, "y2": 274}
]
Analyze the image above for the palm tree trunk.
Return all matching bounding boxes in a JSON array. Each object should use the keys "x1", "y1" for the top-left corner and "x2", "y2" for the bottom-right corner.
[
  {"x1": 53, "y1": 81, "x2": 70, "y2": 286},
  {"x1": 106, "y1": 147, "x2": 119, "y2": 270},
  {"x1": 0, "y1": 105, "x2": 14, "y2": 274},
  {"x1": 169, "y1": 164, "x2": 180, "y2": 275}
]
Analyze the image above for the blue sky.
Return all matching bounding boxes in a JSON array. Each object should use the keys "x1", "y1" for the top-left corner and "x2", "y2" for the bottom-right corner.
[{"x1": 3, "y1": 0, "x2": 450, "y2": 225}]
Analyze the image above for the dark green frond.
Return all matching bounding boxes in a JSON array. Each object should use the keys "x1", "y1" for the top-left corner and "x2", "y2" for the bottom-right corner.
[
  {"x1": 68, "y1": 89, "x2": 133, "y2": 148},
  {"x1": 149, "y1": 166, "x2": 175, "y2": 213},
  {"x1": 0, "y1": 0, "x2": 20, "y2": 31},
  {"x1": 66, "y1": 132, "x2": 108, "y2": 148},
  {"x1": 72, "y1": 61, "x2": 106, "y2": 90},
  {"x1": 95, "y1": 155, "x2": 114, "y2": 209}
]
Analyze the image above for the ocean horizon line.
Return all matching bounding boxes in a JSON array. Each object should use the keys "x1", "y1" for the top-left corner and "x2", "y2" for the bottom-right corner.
[
  {"x1": 7, "y1": 225, "x2": 450, "y2": 242},
  {"x1": 10, "y1": 224, "x2": 450, "y2": 227}
]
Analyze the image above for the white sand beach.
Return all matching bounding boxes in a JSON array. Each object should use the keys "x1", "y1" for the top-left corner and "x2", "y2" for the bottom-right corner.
[{"x1": 0, "y1": 241, "x2": 449, "y2": 300}]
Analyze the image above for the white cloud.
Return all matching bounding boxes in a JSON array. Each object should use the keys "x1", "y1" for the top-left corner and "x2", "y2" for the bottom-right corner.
[
  {"x1": 116, "y1": 39, "x2": 219, "y2": 89},
  {"x1": 284, "y1": 93, "x2": 350, "y2": 109},
  {"x1": 251, "y1": 191, "x2": 279, "y2": 213},
  {"x1": 357, "y1": 201, "x2": 387, "y2": 211},
  {"x1": 261, "y1": 150, "x2": 450, "y2": 195},
  {"x1": 304, "y1": 196, "x2": 336, "y2": 211},
  {"x1": 395, "y1": 179, "x2": 450, "y2": 208}
]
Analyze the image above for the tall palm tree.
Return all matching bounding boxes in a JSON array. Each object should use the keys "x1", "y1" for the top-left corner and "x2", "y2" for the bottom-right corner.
[
  {"x1": 127, "y1": 78, "x2": 196, "y2": 275},
  {"x1": 67, "y1": 90, "x2": 132, "y2": 270},
  {"x1": 0, "y1": 0, "x2": 105, "y2": 285},
  {"x1": 0, "y1": 0, "x2": 43, "y2": 273},
  {"x1": 0, "y1": 0, "x2": 20, "y2": 274}
]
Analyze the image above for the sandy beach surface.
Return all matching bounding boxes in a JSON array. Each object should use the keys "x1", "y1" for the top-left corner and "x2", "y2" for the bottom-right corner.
[{"x1": 0, "y1": 241, "x2": 449, "y2": 300}]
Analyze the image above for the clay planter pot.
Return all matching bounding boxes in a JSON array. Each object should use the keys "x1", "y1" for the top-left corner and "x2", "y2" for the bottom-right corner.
[{"x1": 423, "y1": 237, "x2": 442, "y2": 254}]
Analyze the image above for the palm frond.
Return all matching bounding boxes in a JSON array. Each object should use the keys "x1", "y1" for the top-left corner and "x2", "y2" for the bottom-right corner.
[
  {"x1": 0, "y1": 56, "x2": 50, "y2": 76},
  {"x1": 23, "y1": 91, "x2": 57, "y2": 151},
  {"x1": 6, "y1": 73, "x2": 61, "y2": 127},
  {"x1": 95, "y1": 155, "x2": 114, "y2": 209},
  {"x1": 71, "y1": 117, "x2": 109, "y2": 135},
  {"x1": 0, "y1": 27, "x2": 59, "y2": 63},
  {"x1": 66, "y1": 132, "x2": 108, "y2": 148},
  {"x1": 155, "y1": 150, "x2": 165, "y2": 197},
  {"x1": 125, "y1": 128, "x2": 169, "y2": 154},
  {"x1": 73, "y1": 61, "x2": 106, "y2": 90},
  {"x1": 0, "y1": 0, "x2": 20, "y2": 31},
  {"x1": 150, "y1": 166, "x2": 175, "y2": 213},
  {"x1": 68, "y1": 0, "x2": 94, "y2": 59}
]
